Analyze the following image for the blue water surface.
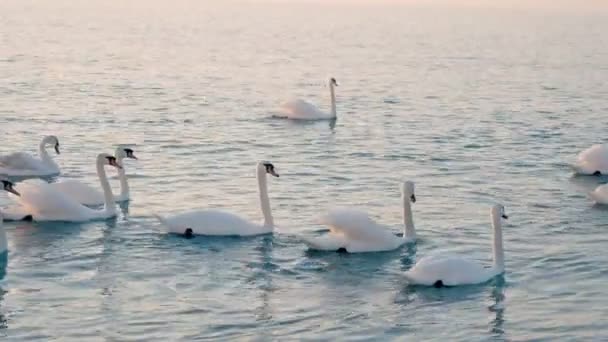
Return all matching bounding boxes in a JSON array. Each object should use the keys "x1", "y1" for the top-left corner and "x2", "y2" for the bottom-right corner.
[{"x1": 1, "y1": 1, "x2": 608, "y2": 340}]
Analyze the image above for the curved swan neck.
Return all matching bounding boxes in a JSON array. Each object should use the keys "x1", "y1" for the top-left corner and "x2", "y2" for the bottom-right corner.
[
  {"x1": 491, "y1": 211, "x2": 505, "y2": 273},
  {"x1": 257, "y1": 166, "x2": 273, "y2": 228},
  {"x1": 402, "y1": 195, "x2": 415, "y2": 239},
  {"x1": 0, "y1": 214, "x2": 6, "y2": 253},
  {"x1": 329, "y1": 82, "x2": 336, "y2": 117},
  {"x1": 39, "y1": 138, "x2": 54, "y2": 165},
  {"x1": 117, "y1": 157, "x2": 129, "y2": 199},
  {"x1": 96, "y1": 156, "x2": 116, "y2": 215}
]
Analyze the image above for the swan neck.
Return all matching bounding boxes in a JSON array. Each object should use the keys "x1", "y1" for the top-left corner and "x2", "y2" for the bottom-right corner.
[
  {"x1": 117, "y1": 157, "x2": 129, "y2": 198},
  {"x1": 0, "y1": 215, "x2": 6, "y2": 253},
  {"x1": 329, "y1": 83, "x2": 336, "y2": 117},
  {"x1": 492, "y1": 212, "x2": 505, "y2": 273},
  {"x1": 257, "y1": 167, "x2": 273, "y2": 228},
  {"x1": 39, "y1": 139, "x2": 53, "y2": 165},
  {"x1": 96, "y1": 156, "x2": 116, "y2": 215},
  {"x1": 402, "y1": 195, "x2": 415, "y2": 239}
]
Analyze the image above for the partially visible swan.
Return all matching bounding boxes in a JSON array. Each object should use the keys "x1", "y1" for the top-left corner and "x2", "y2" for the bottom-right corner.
[
  {"x1": 589, "y1": 184, "x2": 608, "y2": 204},
  {"x1": 573, "y1": 144, "x2": 608, "y2": 175},
  {"x1": 0, "y1": 136, "x2": 61, "y2": 177},
  {"x1": 0, "y1": 180, "x2": 21, "y2": 255},
  {"x1": 155, "y1": 161, "x2": 279, "y2": 237},
  {"x1": 404, "y1": 204, "x2": 508, "y2": 287},
  {"x1": 278, "y1": 78, "x2": 339, "y2": 120},
  {"x1": 50, "y1": 147, "x2": 138, "y2": 206},
  {"x1": 302, "y1": 181, "x2": 417, "y2": 253},
  {"x1": 4, "y1": 153, "x2": 121, "y2": 222}
]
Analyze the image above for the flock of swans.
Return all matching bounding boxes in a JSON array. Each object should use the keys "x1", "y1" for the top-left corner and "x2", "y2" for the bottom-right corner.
[{"x1": 1, "y1": 78, "x2": 608, "y2": 288}]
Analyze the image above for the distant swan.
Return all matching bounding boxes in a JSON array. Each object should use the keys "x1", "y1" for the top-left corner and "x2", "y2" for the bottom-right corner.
[
  {"x1": 404, "y1": 204, "x2": 508, "y2": 287},
  {"x1": 573, "y1": 144, "x2": 608, "y2": 175},
  {"x1": 4, "y1": 153, "x2": 121, "y2": 222},
  {"x1": 0, "y1": 180, "x2": 20, "y2": 255},
  {"x1": 155, "y1": 161, "x2": 279, "y2": 237},
  {"x1": 50, "y1": 147, "x2": 138, "y2": 206},
  {"x1": 0, "y1": 135, "x2": 61, "y2": 177},
  {"x1": 278, "y1": 78, "x2": 339, "y2": 120},
  {"x1": 303, "y1": 181, "x2": 417, "y2": 253}
]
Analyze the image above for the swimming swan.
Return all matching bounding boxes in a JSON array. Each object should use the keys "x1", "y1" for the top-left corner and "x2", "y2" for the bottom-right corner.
[
  {"x1": 303, "y1": 181, "x2": 417, "y2": 253},
  {"x1": 278, "y1": 78, "x2": 339, "y2": 120},
  {"x1": 589, "y1": 184, "x2": 608, "y2": 205},
  {"x1": 573, "y1": 144, "x2": 608, "y2": 175},
  {"x1": 155, "y1": 161, "x2": 279, "y2": 237},
  {"x1": 404, "y1": 204, "x2": 508, "y2": 287},
  {"x1": 50, "y1": 147, "x2": 138, "y2": 206},
  {"x1": 0, "y1": 180, "x2": 20, "y2": 255},
  {"x1": 4, "y1": 153, "x2": 122, "y2": 222},
  {"x1": 0, "y1": 135, "x2": 61, "y2": 177}
]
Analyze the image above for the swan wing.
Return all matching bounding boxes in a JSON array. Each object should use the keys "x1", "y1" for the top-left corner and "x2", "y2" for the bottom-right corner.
[
  {"x1": 321, "y1": 208, "x2": 397, "y2": 242},
  {"x1": 157, "y1": 209, "x2": 269, "y2": 236},
  {"x1": 12, "y1": 180, "x2": 96, "y2": 222},
  {"x1": 50, "y1": 180, "x2": 105, "y2": 206},
  {"x1": 1, "y1": 204, "x2": 32, "y2": 221},
  {"x1": 0, "y1": 152, "x2": 45, "y2": 172},
  {"x1": 301, "y1": 233, "x2": 348, "y2": 251},
  {"x1": 575, "y1": 144, "x2": 608, "y2": 174},
  {"x1": 404, "y1": 254, "x2": 493, "y2": 286},
  {"x1": 278, "y1": 99, "x2": 329, "y2": 120}
]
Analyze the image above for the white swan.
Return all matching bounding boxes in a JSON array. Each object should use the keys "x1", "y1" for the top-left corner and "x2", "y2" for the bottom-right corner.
[
  {"x1": 4, "y1": 153, "x2": 121, "y2": 222},
  {"x1": 0, "y1": 136, "x2": 61, "y2": 177},
  {"x1": 404, "y1": 204, "x2": 508, "y2": 287},
  {"x1": 573, "y1": 144, "x2": 608, "y2": 175},
  {"x1": 50, "y1": 147, "x2": 137, "y2": 206},
  {"x1": 303, "y1": 181, "x2": 417, "y2": 253},
  {"x1": 278, "y1": 78, "x2": 339, "y2": 120},
  {"x1": 155, "y1": 161, "x2": 279, "y2": 237},
  {"x1": 589, "y1": 184, "x2": 608, "y2": 205},
  {"x1": 0, "y1": 180, "x2": 20, "y2": 256}
]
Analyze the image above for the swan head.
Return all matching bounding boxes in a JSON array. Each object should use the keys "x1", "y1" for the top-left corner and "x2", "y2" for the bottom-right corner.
[
  {"x1": 401, "y1": 181, "x2": 416, "y2": 203},
  {"x1": 259, "y1": 161, "x2": 279, "y2": 177},
  {"x1": 492, "y1": 204, "x2": 508, "y2": 220},
  {"x1": 329, "y1": 78, "x2": 339, "y2": 87},
  {"x1": 43, "y1": 135, "x2": 60, "y2": 155},
  {"x1": 116, "y1": 147, "x2": 138, "y2": 160},
  {"x1": 100, "y1": 154, "x2": 123, "y2": 169},
  {"x1": 1, "y1": 180, "x2": 19, "y2": 196}
]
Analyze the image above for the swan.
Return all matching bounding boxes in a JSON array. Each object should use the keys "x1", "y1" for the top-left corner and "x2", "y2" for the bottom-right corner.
[
  {"x1": 0, "y1": 180, "x2": 20, "y2": 256},
  {"x1": 0, "y1": 135, "x2": 61, "y2": 177},
  {"x1": 4, "y1": 153, "x2": 122, "y2": 222},
  {"x1": 155, "y1": 161, "x2": 279, "y2": 237},
  {"x1": 50, "y1": 147, "x2": 138, "y2": 206},
  {"x1": 277, "y1": 78, "x2": 339, "y2": 120},
  {"x1": 573, "y1": 144, "x2": 608, "y2": 175},
  {"x1": 302, "y1": 181, "x2": 417, "y2": 253},
  {"x1": 589, "y1": 184, "x2": 608, "y2": 204},
  {"x1": 403, "y1": 204, "x2": 508, "y2": 287}
]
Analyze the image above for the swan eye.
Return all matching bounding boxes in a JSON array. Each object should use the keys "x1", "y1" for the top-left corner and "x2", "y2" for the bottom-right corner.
[
  {"x1": 124, "y1": 148, "x2": 137, "y2": 159},
  {"x1": 2, "y1": 180, "x2": 19, "y2": 196},
  {"x1": 410, "y1": 194, "x2": 416, "y2": 203},
  {"x1": 106, "y1": 156, "x2": 122, "y2": 169},
  {"x1": 54, "y1": 142, "x2": 61, "y2": 154},
  {"x1": 264, "y1": 163, "x2": 279, "y2": 177}
]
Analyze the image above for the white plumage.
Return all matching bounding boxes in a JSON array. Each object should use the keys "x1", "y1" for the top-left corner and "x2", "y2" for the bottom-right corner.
[
  {"x1": 277, "y1": 78, "x2": 339, "y2": 120},
  {"x1": 573, "y1": 144, "x2": 608, "y2": 175},
  {"x1": 0, "y1": 135, "x2": 61, "y2": 177}
]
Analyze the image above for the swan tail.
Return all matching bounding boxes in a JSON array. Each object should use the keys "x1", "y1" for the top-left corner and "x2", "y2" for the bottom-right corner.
[{"x1": 154, "y1": 214, "x2": 169, "y2": 226}]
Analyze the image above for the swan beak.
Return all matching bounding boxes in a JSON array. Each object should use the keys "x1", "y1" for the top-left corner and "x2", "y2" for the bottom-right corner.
[
  {"x1": 269, "y1": 169, "x2": 279, "y2": 177},
  {"x1": 128, "y1": 153, "x2": 138, "y2": 160},
  {"x1": 410, "y1": 194, "x2": 416, "y2": 203},
  {"x1": 2, "y1": 181, "x2": 20, "y2": 196},
  {"x1": 502, "y1": 214, "x2": 508, "y2": 219},
  {"x1": 109, "y1": 159, "x2": 123, "y2": 169},
  {"x1": 54, "y1": 143, "x2": 61, "y2": 155}
]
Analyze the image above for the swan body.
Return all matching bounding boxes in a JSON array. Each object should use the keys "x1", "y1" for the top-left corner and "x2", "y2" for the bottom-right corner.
[
  {"x1": 5, "y1": 154, "x2": 121, "y2": 222},
  {"x1": 303, "y1": 181, "x2": 417, "y2": 253},
  {"x1": 574, "y1": 144, "x2": 608, "y2": 175},
  {"x1": 0, "y1": 136, "x2": 61, "y2": 177},
  {"x1": 50, "y1": 147, "x2": 137, "y2": 206},
  {"x1": 156, "y1": 161, "x2": 279, "y2": 237},
  {"x1": 278, "y1": 78, "x2": 338, "y2": 120},
  {"x1": 590, "y1": 184, "x2": 608, "y2": 204},
  {"x1": 404, "y1": 204, "x2": 508, "y2": 287}
]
